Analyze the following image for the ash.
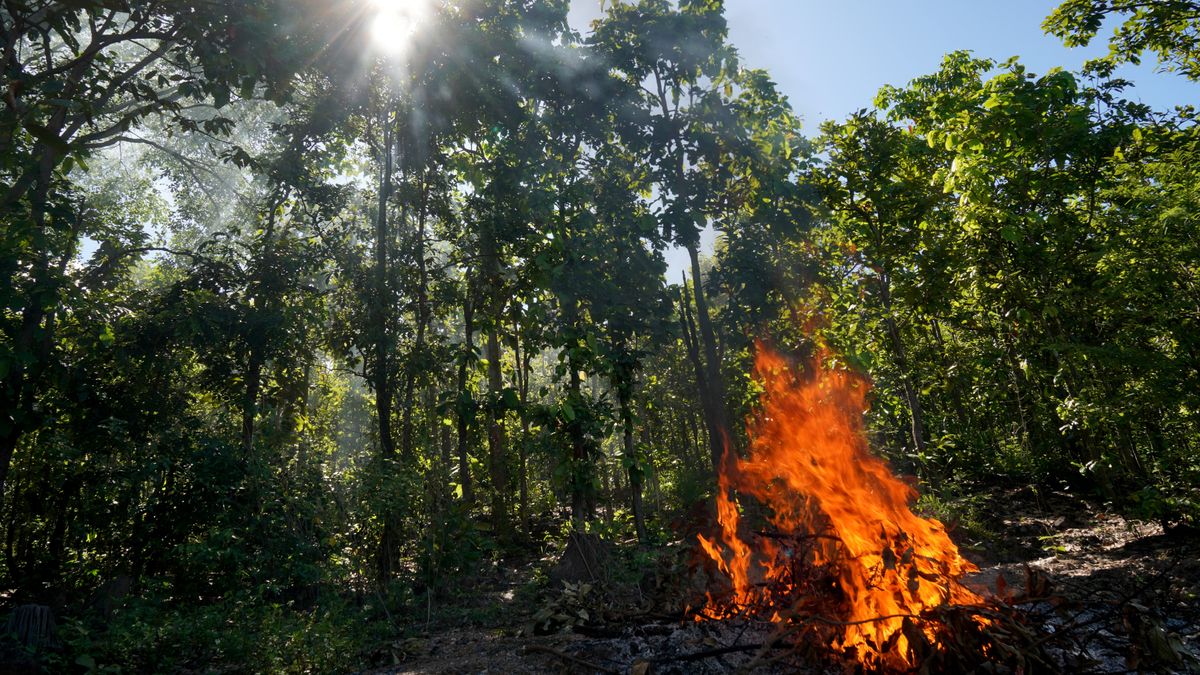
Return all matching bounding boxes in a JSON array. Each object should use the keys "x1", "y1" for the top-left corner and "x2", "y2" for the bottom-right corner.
[{"x1": 557, "y1": 618, "x2": 820, "y2": 674}]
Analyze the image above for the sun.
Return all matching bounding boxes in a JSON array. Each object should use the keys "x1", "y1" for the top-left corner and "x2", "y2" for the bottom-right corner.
[{"x1": 368, "y1": 0, "x2": 434, "y2": 57}]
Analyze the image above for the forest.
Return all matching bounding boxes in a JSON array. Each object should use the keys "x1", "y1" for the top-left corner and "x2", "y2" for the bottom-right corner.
[{"x1": 1, "y1": 0, "x2": 1199, "y2": 672}]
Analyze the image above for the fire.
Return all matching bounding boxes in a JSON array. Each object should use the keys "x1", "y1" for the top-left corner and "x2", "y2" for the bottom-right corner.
[{"x1": 696, "y1": 344, "x2": 983, "y2": 669}]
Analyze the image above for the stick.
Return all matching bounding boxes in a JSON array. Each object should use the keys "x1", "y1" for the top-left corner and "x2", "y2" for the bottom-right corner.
[
  {"x1": 754, "y1": 530, "x2": 843, "y2": 543},
  {"x1": 657, "y1": 643, "x2": 768, "y2": 662},
  {"x1": 523, "y1": 645, "x2": 619, "y2": 674}
]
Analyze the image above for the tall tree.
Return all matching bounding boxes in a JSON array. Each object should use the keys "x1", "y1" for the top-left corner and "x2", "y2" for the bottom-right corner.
[
  {"x1": 591, "y1": 0, "x2": 738, "y2": 473},
  {"x1": 0, "y1": 0, "x2": 316, "y2": 512}
]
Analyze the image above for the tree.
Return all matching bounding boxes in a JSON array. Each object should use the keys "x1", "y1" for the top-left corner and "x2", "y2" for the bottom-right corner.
[
  {"x1": 813, "y1": 112, "x2": 941, "y2": 460},
  {"x1": 592, "y1": 0, "x2": 804, "y2": 476},
  {"x1": 1045, "y1": 0, "x2": 1200, "y2": 79},
  {"x1": 0, "y1": 0, "x2": 318, "y2": 510}
]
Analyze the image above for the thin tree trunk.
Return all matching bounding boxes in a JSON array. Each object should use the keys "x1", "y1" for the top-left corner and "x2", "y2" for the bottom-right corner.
[
  {"x1": 439, "y1": 403, "x2": 453, "y2": 508},
  {"x1": 687, "y1": 411, "x2": 704, "y2": 466},
  {"x1": 456, "y1": 282, "x2": 475, "y2": 506},
  {"x1": 374, "y1": 112, "x2": 396, "y2": 461},
  {"x1": 639, "y1": 418, "x2": 661, "y2": 523},
  {"x1": 619, "y1": 385, "x2": 647, "y2": 543},
  {"x1": 373, "y1": 110, "x2": 397, "y2": 583},
  {"x1": 930, "y1": 318, "x2": 971, "y2": 440},
  {"x1": 878, "y1": 274, "x2": 926, "y2": 456},
  {"x1": 479, "y1": 210, "x2": 508, "y2": 536},
  {"x1": 0, "y1": 432, "x2": 17, "y2": 519},
  {"x1": 688, "y1": 245, "x2": 730, "y2": 474},
  {"x1": 653, "y1": 64, "x2": 730, "y2": 480},
  {"x1": 673, "y1": 412, "x2": 694, "y2": 467},
  {"x1": 485, "y1": 326, "x2": 508, "y2": 535},
  {"x1": 563, "y1": 301, "x2": 591, "y2": 529},
  {"x1": 241, "y1": 197, "x2": 286, "y2": 462},
  {"x1": 241, "y1": 352, "x2": 263, "y2": 456},
  {"x1": 568, "y1": 361, "x2": 590, "y2": 528},
  {"x1": 401, "y1": 174, "x2": 432, "y2": 459},
  {"x1": 680, "y1": 280, "x2": 724, "y2": 473},
  {"x1": 601, "y1": 453, "x2": 613, "y2": 525},
  {"x1": 586, "y1": 375, "x2": 600, "y2": 519},
  {"x1": 513, "y1": 314, "x2": 531, "y2": 534},
  {"x1": 46, "y1": 475, "x2": 81, "y2": 582}
]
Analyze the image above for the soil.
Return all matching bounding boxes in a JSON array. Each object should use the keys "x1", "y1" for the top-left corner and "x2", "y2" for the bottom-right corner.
[
  {"x1": 961, "y1": 487, "x2": 1200, "y2": 673},
  {"x1": 366, "y1": 488, "x2": 1200, "y2": 674}
]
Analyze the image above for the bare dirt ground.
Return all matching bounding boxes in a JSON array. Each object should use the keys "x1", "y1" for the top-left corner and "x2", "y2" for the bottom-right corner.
[
  {"x1": 960, "y1": 487, "x2": 1200, "y2": 673},
  {"x1": 367, "y1": 489, "x2": 1200, "y2": 674}
]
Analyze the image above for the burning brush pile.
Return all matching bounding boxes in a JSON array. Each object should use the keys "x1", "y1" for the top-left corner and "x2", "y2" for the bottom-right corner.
[
  {"x1": 692, "y1": 345, "x2": 1005, "y2": 671},
  {"x1": 508, "y1": 343, "x2": 1189, "y2": 674}
]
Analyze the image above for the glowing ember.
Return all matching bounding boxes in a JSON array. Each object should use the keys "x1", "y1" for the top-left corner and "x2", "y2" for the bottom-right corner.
[{"x1": 695, "y1": 344, "x2": 983, "y2": 669}]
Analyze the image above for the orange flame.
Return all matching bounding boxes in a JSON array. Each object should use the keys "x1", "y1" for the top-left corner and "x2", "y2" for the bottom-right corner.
[{"x1": 697, "y1": 344, "x2": 982, "y2": 669}]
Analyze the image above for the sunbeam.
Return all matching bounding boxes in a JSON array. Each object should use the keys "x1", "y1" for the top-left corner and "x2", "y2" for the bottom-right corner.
[{"x1": 368, "y1": 0, "x2": 434, "y2": 58}]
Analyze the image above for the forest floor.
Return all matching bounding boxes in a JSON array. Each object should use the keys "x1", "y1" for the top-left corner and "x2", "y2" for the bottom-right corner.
[{"x1": 365, "y1": 488, "x2": 1200, "y2": 674}]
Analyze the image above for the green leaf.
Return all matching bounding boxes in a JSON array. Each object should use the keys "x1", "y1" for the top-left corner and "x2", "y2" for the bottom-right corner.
[{"x1": 502, "y1": 388, "x2": 520, "y2": 410}]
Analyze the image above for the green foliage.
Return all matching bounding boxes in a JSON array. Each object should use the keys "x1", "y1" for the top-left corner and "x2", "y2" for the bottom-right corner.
[
  {"x1": 797, "y1": 49, "x2": 1200, "y2": 515},
  {"x1": 53, "y1": 592, "x2": 379, "y2": 673},
  {"x1": 1045, "y1": 0, "x2": 1200, "y2": 80}
]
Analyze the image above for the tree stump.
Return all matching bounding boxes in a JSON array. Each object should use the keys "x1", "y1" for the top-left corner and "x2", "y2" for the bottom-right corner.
[{"x1": 550, "y1": 532, "x2": 613, "y2": 586}]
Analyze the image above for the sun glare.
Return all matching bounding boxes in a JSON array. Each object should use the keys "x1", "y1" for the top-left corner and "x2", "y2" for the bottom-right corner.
[{"x1": 369, "y1": 0, "x2": 432, "y2": 56}]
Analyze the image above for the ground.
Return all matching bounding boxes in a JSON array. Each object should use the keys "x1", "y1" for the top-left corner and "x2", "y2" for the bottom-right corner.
[{"x1": 366, "y1": 488, "x2": 1200, "y2": 674}]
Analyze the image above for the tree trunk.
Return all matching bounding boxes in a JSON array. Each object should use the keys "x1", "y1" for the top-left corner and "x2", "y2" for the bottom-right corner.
[
  {"x1": 680, "y1": 280, "x2": 725, "y2": 474},
  {"x1": 479, "y1": 203, "x2": 509, "y2": 536},
  {"x1": 241, "y1": 350, "x2": 263, "y2": 457},
  {"x1": 373, "y1": 113, "x2": 396, "y2": 461},
  {"x1": 438, "y1": 402, "x2": 453, "y2": 508},
  {"x1": 878, "y1": 274, "x2": 926, "y2": 457},
  {"x1": 619, "y1": 385, "x2": 647, "y2": 543},
  {"x1": 0, "y1": 432, "x2": 17, "y2": 518},
  {"x1": 513, "y1": 314, "x2": 531, "y2": 535},
  {"x1": 0, "y1": 158, "x2": 56, "y2": 514},
  {"x1": 456, "y1": 283, "x2": 475, "y2": 506},
  {"x1": 653, "y1": 64, "x2": 730, "y2": 480},
  {"x1": 930, "y1": 318, "x2": 971, "y2": 439},
  {"x1": 641, "y1": 422, "x2": 662, "y2": 523},
  {"x1": 485, "y1": 326, "x2": 508, "y2": 535},
  {"x1": 563, "y1": 302, "x2": 592, "y2": 530},
  {"x1": 401, "y1": 173, "x2": 431, "y2": 459},
  {"x1": 567, "y1": 361, "x2": 590, "y2": 528},
  {"x1": 373, "y1": 110, "x2": 397, "y2": 583}
]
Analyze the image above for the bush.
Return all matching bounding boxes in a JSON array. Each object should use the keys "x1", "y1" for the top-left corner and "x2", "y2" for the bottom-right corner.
[{"x1": 52, "y1": 591, "x2": 384, "y2": 673}]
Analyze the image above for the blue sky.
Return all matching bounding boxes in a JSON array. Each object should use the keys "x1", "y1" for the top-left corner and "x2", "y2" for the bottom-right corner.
[
  {"x1": 718, "y1": 1, "x2": 1198, "y2": 127},
  {"x1": 565, "y1": 0, "x2": 1199, "y2": 279}
]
